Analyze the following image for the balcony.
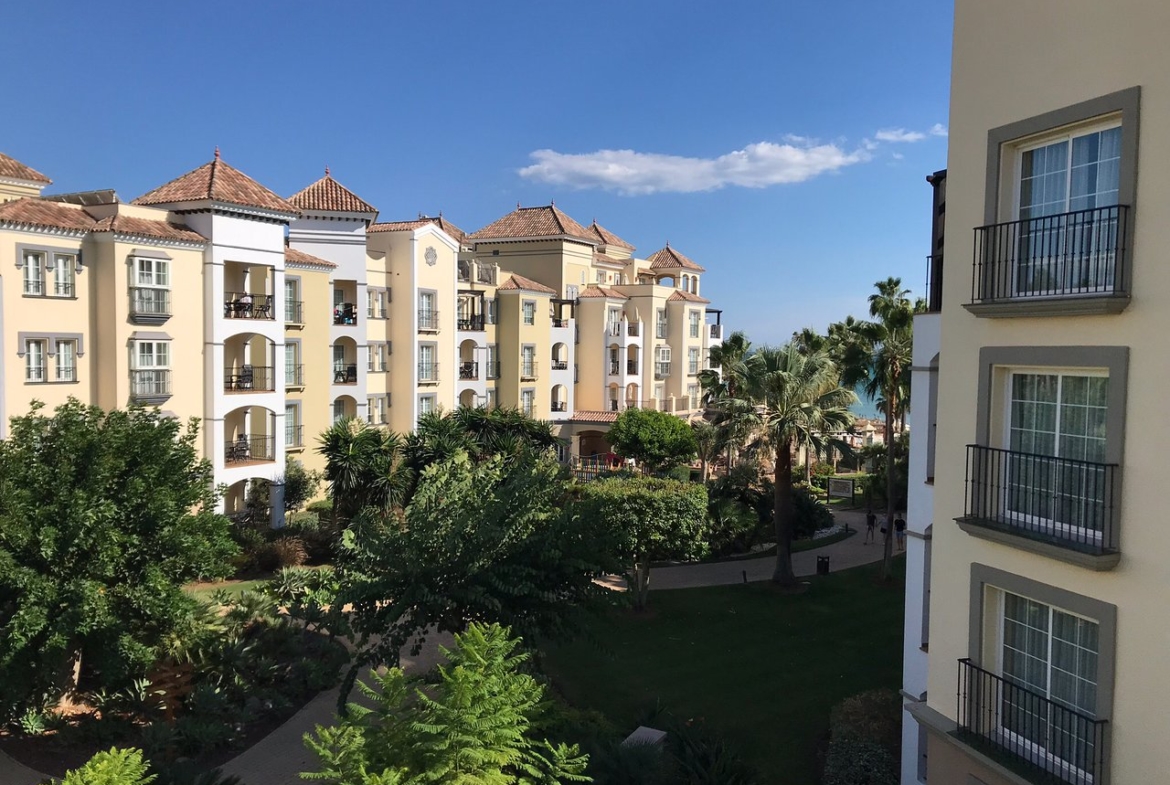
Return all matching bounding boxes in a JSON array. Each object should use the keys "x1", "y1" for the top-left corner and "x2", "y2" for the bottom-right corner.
[
  {"x1": 286, "y1": 425, "x2": 304, "y2": 449},
  {"x1": 457, "y1": 260, "x2": 472, "y2": 282},
  {"x1": 333, "y1": 303, "x2": 358, "y2": 326},
  {"x1": 627, "y1": 322, "x2": 640, "y2": 337},
  {"x1": 332, "y1": 364, "x2": 358, "y2": 384},
  {"x1": 551, "y1": 401, "x2": 567, "y2": 412},
  {"x1": 459, "y1": 361, "x2": 479, "y2": 380},
  {"x1": 551, "y1": 359, "x2": 569, "y2": 371},
  {"x1": 225, "y1": 434, "x2": 276, "y2": 464},
  {"x1": 956, "y1": 658, "x2": 1106, "y2": 785},
  {"x1": 129, "y1": 287, "x2": 170, "y2": 325},
  {"x1": 130, "y1": 369, "x2": 171, "y2": 403},
  {"x1": 626, "y1": 360, "x2": 638, "y2": 375},
  {"x1": 458, "y1": 315, "x2": 485, "y2": 331},
  {"x1": 285, "y1": 299, "x2": 304, "y2": 325},
  {"x1": 224, "y1": 293, "x2": 274, "y2": 320},
  {"x1": 708, "y1": 323, "x2": 723, "y2": 340},
  {"x1": 609, "y1": 361, "x2": 621, "y2": 375},
  {"x1": 552, "y1": 317, "x2": 570, "y2": 328},
  {"x1": 655, "y1": 362, "x2": 671, "y2": 379},
  {"x1": 418, "y1": 310, "x2": 441, "y2": 332},
  {"x1": 418, "y1": 363, "x2": 440, "y2": 383},
  {"x1": 285, "y1": 364, "x2": 304, "y2": 388},
  {"x1": 476, "y1": 265, "x2": 495, "y2": 285},
  {"x1": 224, "y1": 366, "x2": 275, "y2": 393},
  {"x1": 521, "y1": 361, "x2": 538, "y2": 381},
  {"x1": 968, "y1": 205, "x2": 1131, "y2": 317},
  {"x1": 960, "y1": 444, "x2": 1119, "y2": 567}
]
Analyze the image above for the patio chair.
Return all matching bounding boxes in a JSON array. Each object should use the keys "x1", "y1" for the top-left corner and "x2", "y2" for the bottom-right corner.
[{"x1": 237, "y1": 366, "x2": 254, "y2": 391}]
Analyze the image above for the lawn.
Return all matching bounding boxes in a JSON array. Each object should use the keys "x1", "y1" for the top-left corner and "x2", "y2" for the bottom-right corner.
[
  {"x1": 541, "y1": 558, "x2": 905, "y2": 785},
  {"x1": 185, "y1": 576, "x2": 271, "y2": 600}
]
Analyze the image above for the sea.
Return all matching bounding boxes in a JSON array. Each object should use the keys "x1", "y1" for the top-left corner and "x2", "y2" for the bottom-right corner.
[{"x1": 850, "y1": 383, "x2": 883, "y2": 420}]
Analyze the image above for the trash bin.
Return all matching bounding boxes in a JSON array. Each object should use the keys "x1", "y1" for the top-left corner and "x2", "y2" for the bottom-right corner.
[{"x1": 816, "y1": 555, "x2": 830, "y2": 576}]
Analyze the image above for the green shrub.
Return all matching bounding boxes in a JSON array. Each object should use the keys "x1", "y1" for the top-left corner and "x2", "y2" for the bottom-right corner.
[
  {"x1": 792, "y1": 486, "x2": 833, "y2": 539},
  {"x1": 667, "y1": 717, "x2": 760, "y2": 785},
  {"x1": 706, "y1": 499, "x2": 766, "y2": 557},
  {"x1": 588, "y1": 740, "x2": 677, "y2": 785},
  {"x1": 822, "y1": 738, "x2": 898, "y2": 785},
  {"x1": 60, "y1": 747, "x2": 155, "y2": 785},
  {"x1": 282, "y1": 512, "x2": 339, "y2": 564},
  {"x1": 662, "y1": 464, "x2": 693, "y2": 483},
  {"x1": 255, "y1": 538, "x2": 307, "y2": 572},
  {"x1": 822, "y1": 689, "x2": 901, "y2": 785}
]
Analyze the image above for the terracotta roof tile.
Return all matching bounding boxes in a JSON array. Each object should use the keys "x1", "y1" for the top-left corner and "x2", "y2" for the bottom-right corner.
[
  {"x1": 0, "y1": 199, "x2": 94, "y2": 232},
  {"x1": 0, "y1": 152, "x2": 51, "y2": 184},
  {"x1": 647, "y1": 244, "x2": 706, "y2": 272},
  {"x1": 469, "y1": 204, "x2": 594, "y2": 244},
  {"x1": 577, "y1": 285, "x2": 628, "y2": 300},
  {"x1": 593, "y1": 252, "x2": 630, "y2": 267},
  {"x1": 570, "y1": 410, "x2": 619, "y2": 424},
  {"x1": 497, "y1": 273, "x2": 556, "y2": 295},
  {"x1": 587, "y1": 220, "x2": 634, "y2": 250},
  {"x1": 285, "y1": 244, "x2": 338, "y2": 269},
  {"x1": 133, "y1": 152, "x2": 298, "y2": 215},
  {"x1": 667, "y1": 290, "x2": 710, "y2": 304},
  {"x1": 288, "y1": 172, "x2": 377, "y2": 214},
  {"x1": 369, "y1": 215, "x2": 467, "y2": 243},
  {"x1": 91, "y1": 214, "x2": 205, "y2": 243}
]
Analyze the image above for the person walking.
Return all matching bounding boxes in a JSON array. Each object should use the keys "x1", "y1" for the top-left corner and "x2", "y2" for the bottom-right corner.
[
  {"x1": 895, "y1": 513, "x2": 906, "y2": 551},
  {"x1": 865, "y1": 508, "x2": 877, "y2": 544}
]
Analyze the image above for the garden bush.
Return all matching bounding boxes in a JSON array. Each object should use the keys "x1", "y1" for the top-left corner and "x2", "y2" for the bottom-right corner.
[
  {"x1": 282, "y1": 512, "x2": 339, "y2": 564},
  {"x1": 793, "y1": 486, "x2": 834, "y2": 539},
  {"x1": 706, "y1": 498, "x2": 767, "y2": 557},
  {"x1": 822, "y1": 689, "x2": 901, "y2": 785},
  {"x1": 255, "y1": 537, "x2": 308, "y2": 572}
]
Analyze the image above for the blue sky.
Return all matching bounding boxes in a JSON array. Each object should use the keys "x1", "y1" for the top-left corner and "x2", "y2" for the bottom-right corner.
[{"x1": 3, "y1": 1, "x2": 952, "y2": 344}]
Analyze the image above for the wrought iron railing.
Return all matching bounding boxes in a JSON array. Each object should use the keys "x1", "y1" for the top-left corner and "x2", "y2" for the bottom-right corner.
[
  {"x1": 709, "y1": 323, "x2": 723, "y2": 340},
  {"x1": 521, "y1": 361, "x2": 538, "y2": 380},
  {"x1": 333, "y1": 303, "x2": 358, "y2": 325},
  {"x1": 418, "y1": 310, "x2": 441, "y2": 331},
  {"x1": 627, "y1": 322, "x2": 641, "y2": 337},
  {"x1": 225, "y1": 434, "x2": 276, "y2": 464},
  {"x1": 957, "y1": 658, "x2": 1107, "y2": 785},
  {"x1": 224, "y1": 366, "x2": 275, "y2": 392},
  {"x1": 418, "y1": 362, "x2": 440, "y2": 382},
  {"x1": 971, "y1": 205, "x2": 1130, "y2": 304},
  {"x1": 551, "y1": 401, "x2": 567, "y2": 412},
  {"x1": 609, "y1": 361, "x2": 620, "y2": 375},
  {"x1": 551, "y1": 359, "x2": 569, "y2": 371},
  {"x1": 655, "y1": 362, "x2": 671, "y2": 379},
  {"x1": 963, "y1": 444, "x2": 1119, "y2": 554},
  {"x1": 332, "y1": 364, "x2": 358, "y2": 384},
  {"x1": 458, "y1": 314, "x2": 485, "y2": 331},
  {"x1": 285, "y1": 299, "x2": 304, "y2": 324},
  {"x1": 485, "y1": 362, "x2": 500, "y2": 379},
  {"x1": 224, "y1": 293, "x2": 274, "y2": 319},
  {"x1": 626, "y1": 360, "x2": 639, "y2": 375},
  {"x1": 285, "y1": 364, "x2": 304, "y2": 387},
  {"x1": 459, "y1": 361, "x2": 479, "y2": 380},
  {"x1": 286, "y1": 425, "x2": 304, "y2": 448}
]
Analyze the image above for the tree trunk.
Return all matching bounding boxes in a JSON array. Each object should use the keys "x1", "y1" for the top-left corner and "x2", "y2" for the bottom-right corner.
[
  {"x1": 772, "y1": 442, "x2": 797, "y2": 586},
  {"x1": 804, "y1": 447, "x2": 812, "y2": 484},
  {"x1": 701, "y1": 457, "x2": 709, "y2": 483},
  {"x1": 881, "y1": 389, "x2": 898, "y2": 581},
  {"x1": 632, "y1": 561, "x2": 651, "y2": 611}
]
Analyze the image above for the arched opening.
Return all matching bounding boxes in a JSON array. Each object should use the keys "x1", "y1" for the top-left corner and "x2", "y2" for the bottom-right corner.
[
  {"x1": 459, "y1": 388, "x2": 479, "y2": 408},
  {"x1": 551, "y1": 343, "x2": 568, "y2": 371},
  {"x1": 332, "y1": 395, "x2": 357, "y2": 424},
  {"x1": 692, "y1": 277, "x2": 699, "y2": 296},
  {"x1": 459, "y1": 339, "x2": 479, "y2": 380},
  {"x1": 683, "y1": 275, "x2": 691, "y2": 293},
  {"x1": 608, "y1": 343, "x2": 621, "y2": 376},
  {"x1": 626, "y1": 345, "x2": 639, "y2": 376},
  {"x1": 551, "y1": 384, "x2": 567, "y2": 412},
  {"x1": 607, "y1": 382, "x2": 620, "y2": 412},
  {"x1": 224, "y1": 332, "x2": 277, "y2": 392},
  {"x1": 655, "y1": 274, "x2": 676, "y2": 288},
  {"x1": 332, "y1": 337, "x2": 358, "y2": 384},
  {"x1": 224, "y1": 404, "x2": 277, "y2": 465},
  {"x1": 223, "y1": 477, "x2": 278, "y2": 525},
  {"x1": 625, "y1": 383, "x2": 640, "y2": 409}
]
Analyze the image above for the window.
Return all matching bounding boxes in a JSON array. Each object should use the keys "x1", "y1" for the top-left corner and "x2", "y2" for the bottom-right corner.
[
  {"x1": 486, "y1": 298, "x2": 497, "y2": 325},
  {"x1": 486, "y1": 344, "x2": 498, "y2": 379},
  {"x1": 333, "y1": 287, "x2": 345, "y2": 308},
  {"x1": 333, "y1": 399, "x2": 346, "y2": 424},
  {"x1": 25, "y1": 339, "x2": 45, "y2": 382},
  {"x1": 566, "y1": 285, "x2": 579, "y2": 300},
  {"x1": 132, "y1": 340, "x2": 170, "y2": 395},
  {"x1": 1005, "y1": 371, "x2": 1107, "y2": 535},
  {"x1": 522, "y1": 345, "x2": 536, "y2": 378},
  {"x1": 285, "y1": 405, "x2": 300, "y2": 447},
  {"x1": 486, "y1": 388, "x2": 497, "y2": 409},
  {"x1": 616, "y1": 273, "x2": 624, "y2": 285},
  {"x1": 522, "y1": 300, "x2": 536, "y2": 325},
  {"x1": 521, "y1": 389, "x2": 535, "y2": 417},
  {"x1": 688, "y1": 347, "x2": 700, "y2": 375},
  {"x1": 655, "y1": 346, "x2": 671, "y2": 378},
  {"x1": 419, "y1": 344, "x2": 436, "y2": 381},
  {"x1": 596, "y1": 270, "x2": 606, "y2": 284},
  {"x1": 688, "y1": 384, "x2": 699, "y2": 410},
  {"x1": 50, "y1": 253, "x2": 74, "y2": 296},
  {"x1": 689, "y1": 310, "x2": 701, "y2": 338},
  {"x1": 419, "y1": 395, "x2": 435, "y2": 416},
  {"x1": 656, "y1": 309, "x2": 667, "y2": 338},
  {"x1": 368, "y1": 290, "x2": 376, "y2": 319},
  {"x1": 22, "y1": 251, "x2": 44, "y2": 295},
  {"x1": 56, "y1": 340, "x2": 76, "y2": 382},
  {"x1": 333, "y1": 344, "x2": 346, "y2": 373},
  {"x1": 136, "y1": 341, "x2": 170, "y2": 370},
  {"x1": 367, "y1": 396, "x2": 386, "y2": 425},
  {"x1": 285, "y1": 344, "x2": 300, "y2": 386},
  {"x1": 137, "y1": 257, "x2": 169, "y2": 288},
  {"x1": 285, "y1": 279, "x2": 300, "y2": 322},
  {"x1": 608, "y1": 307, "x2": 621, "y2": 335},
  {"x1": 654, "y1": 384, "x2": 664, "y2": 402}
]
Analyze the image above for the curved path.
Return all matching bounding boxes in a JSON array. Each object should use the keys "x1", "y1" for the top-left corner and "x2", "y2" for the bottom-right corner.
[{"x1": 0, "y1": 507, "x2": 893, "y2": 785}]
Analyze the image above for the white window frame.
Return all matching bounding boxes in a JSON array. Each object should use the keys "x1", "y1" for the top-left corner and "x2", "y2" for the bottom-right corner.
[
  {"x1": 521, "y1": 389, "x2": 535, "y2": 417},
  {"x1": 689, "y1": 310, "x2": 701, "y2": 338},
  {"x1": 522, "y1": 300, "x2": 536, "y2": 326},
  {"x1": 418, "y1": 394, "x2": 436, "y2": 416},
  {"x1": 25, "y1": 339, "x2": 46, "y2": 382},
  {"x1": 688, "y1": 347, "x2": 700, "y2": 375},
  {"x1": 51, "y1": 253, "x2": 75, "y2": 297},
  {"x1": 285, "y1": 404, "x2": 299, "y2": 446},
  {"x1": 56, "y1": 340, "x2": 77, "y2": 382},
  {"x1": 23, "y1": 251, "x2": 44, "y2": 296}
]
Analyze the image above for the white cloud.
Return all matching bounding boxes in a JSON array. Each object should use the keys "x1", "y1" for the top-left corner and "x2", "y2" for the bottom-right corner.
[
  {"x1": 875, "y1": 128, "x2": 926, "y2": 143},
  {"x1": 929, "y1": 123, "x2": 949, "y2": 137},
  {"x1": 518, "y1": 140, "x2": 872, "y2": 195},
  {"x1": 891, "y1": 152, "x2": 905, "y2": 160}
]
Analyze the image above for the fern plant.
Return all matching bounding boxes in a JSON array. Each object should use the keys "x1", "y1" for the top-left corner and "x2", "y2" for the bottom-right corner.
[{"x1": 60, "y1": 747, "x2": 155, "y2": 785}]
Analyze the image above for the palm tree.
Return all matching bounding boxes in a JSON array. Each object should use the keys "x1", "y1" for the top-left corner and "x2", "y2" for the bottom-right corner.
[
  {"x1": 713, "y1": 344, "x2": 855, "y2": 586},
  {"x1": 691, "y1": 419, "x2": 720, "y2": 482},
  {"x1": 699, "y1": 331, "x2": 752, "y2": 469},
  {"x1": 318, "y1": 419, "x2": 410, "y2": 525}
]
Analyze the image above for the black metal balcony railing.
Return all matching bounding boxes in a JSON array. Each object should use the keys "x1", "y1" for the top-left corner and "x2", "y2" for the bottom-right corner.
[
  {"x1": 609, "y1": 400, "x2": 620, "y2": 411},
  {"x1": 418, "y1": 310, "x2": 441, "y2": 331},
  {"x1": 963, "y1": 444, "x2": 1119, "y2": 554},
  {"x1": 131, "y1": 369, "x2": 171, "y2": 398},
  {"x1": 286, "y1": 425, "x2": 304, "y2": 449},
  {"x1": 333, "y1": 364, "x2": 358, "y2": 384},
  {"x1": 552, "y1": 317, "x2": 570, "y2": 328},
  {"x1": 957, "y1": 658, "x2": 1107, "y2": 785},
  {"x1": 609, "y1": 361, "x2": 621, "y2": 375},
  {"x1": 521, "y1": 361, "x2": 538, "y2": 380},
  {"x1": 459, "y1": 361, "x2": 479, "y2": 380},
  {"x1": 551, "y1": 359, "x2": 569, "y2": 371},
  {"x1": 458, "y1": 314, "x2": 485, "y2": 331},
  {"x1": 551, "y1": 401, "x2": 567, "y2": 412},
  {"x1": 925, "y1": 254, "x2": 943, "y2": 313},
  {"x1": 224, "y1": 366, "x2": 275, "y2": 392},
  {"x1": 130, "y1": 287, "x2": 171, "y2": 317},
  {"x1": 24, "y1": 279, "x2": 44, "y2": 296},
  {"x1": 626, "y1": 360, "x2": 639, "y2": 375},
  {"x1": 627, "y1": 322, "x2": 640, "y2": 337},
  {"x1": 285, "y1": 299, "x2": 304, "y2": 324},
  {"x1": 285, "y1": 364, "x2": 304, "y2": 387},
  {"x1": 333, "y1": 303, "x2": 358, "y2": 325},
  {"x1": 224, "y1": 293, "x2": 274, "y2": 319},
  {"x1": 709, "y1": 323, "x2": 722, "y2": 340},
  {"x1": 418, "y1": 363, "x2": 439, "y2": 382},
  {"x1": 225, "y1": 434, "x2": 276, "y2": 464},
  {"x1": 971, "y1": 205, "x2": 1130, "y2": 304},
  {"x1": 655, "y1": 362, "x2": 671, "y2": 379}
]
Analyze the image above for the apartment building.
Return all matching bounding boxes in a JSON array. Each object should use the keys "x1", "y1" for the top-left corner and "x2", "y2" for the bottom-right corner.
[{"x1": 904, "y1": 2, "x2": 1169, "y2": 784}]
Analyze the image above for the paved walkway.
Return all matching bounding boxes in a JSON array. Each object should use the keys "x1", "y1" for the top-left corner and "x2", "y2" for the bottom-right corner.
[{"x1": 0, "y1": 507, "x2": 894, "y2": 785}]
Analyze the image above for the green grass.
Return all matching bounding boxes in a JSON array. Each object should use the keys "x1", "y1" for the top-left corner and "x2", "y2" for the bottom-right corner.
[
  {"x1": 185, "y1": 577, "x2": 270, "y2": 600},
  {"x1": 542, "y1": 559, "x2": 905, "y2": 785}
]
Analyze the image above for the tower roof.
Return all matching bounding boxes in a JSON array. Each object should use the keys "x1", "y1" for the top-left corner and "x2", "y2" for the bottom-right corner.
[
  {"x1": 586, "y1": 219, "x2": 634, "y2": 250},
  {"x1": 288, "y1": 170, "x2": 377, "y2": 214},
  {"x1": 133, "y1": 151, "x2": 297, "y2": 215},
  {"x1": 469, "y1": 204, "x2": 594, "y2": 244},
  {"x1": 0, "y1": 152, "x2": 51, "y2": 184},
  {"x1": 647, "y1": 244, "x2": 706, "y2": 273}
]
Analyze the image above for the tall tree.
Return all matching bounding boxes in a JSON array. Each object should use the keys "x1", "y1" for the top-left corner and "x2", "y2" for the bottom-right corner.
[
  {"x1": 607, "y1": 407, "x2": 697, "y2": 472},
  {"x1": 712, "y1": 345, "x2": 855, "y2": 586},
  {"x1": 318, "y1": 419, "x2": 411, "y2": 525},
  {"x1": 691, "y1": 419, "x2": 721, "y2": 482},
  {"x1": 0, "y1": 400, "x2": 236, "y2": 720},
  {"x1": 698, "y1": 330, "x2": 753, "y2": 469}
]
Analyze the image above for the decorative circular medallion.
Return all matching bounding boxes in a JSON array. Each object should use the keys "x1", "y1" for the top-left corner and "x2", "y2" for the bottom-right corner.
[{"x1": 425, "y1": 246, "x2": 437, "y2": 266}]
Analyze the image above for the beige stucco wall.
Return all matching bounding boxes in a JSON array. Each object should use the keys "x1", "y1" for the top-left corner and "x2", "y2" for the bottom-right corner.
[
  {"x1": 286, "y1": 264, "x2": 333, "y2": 476},
  {"x1": 927, "y1": 3, "x2": 1170, "y2": 783},
  {"x1": 472, "y1": 239, "x2": 594, "y2": 299}
]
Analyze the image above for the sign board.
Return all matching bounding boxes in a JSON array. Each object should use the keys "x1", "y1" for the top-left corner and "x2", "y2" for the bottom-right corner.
[{"x1": 827, "y1": 477, "x2": 855, "y2": 499}]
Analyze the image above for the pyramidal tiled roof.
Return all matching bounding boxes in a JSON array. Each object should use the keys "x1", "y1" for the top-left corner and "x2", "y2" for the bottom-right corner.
[
  {"x1": 369, "y1": 214, "x2": 467, "y2": 243},
  {"x1": 90, "y1": 213, "x2": 205, "y2": 243},
  {"x1": 288, "y1": 170, "x2": 377, "y2": 214},
  {"x1": 497, "y1": 273, "x2": 557, "y2": 295},
  {"x1": 587, "y1": 220, "x2": 634, "y2": 250},
  {"x1": 133, "y1": 150, "x2": 298, "y2": 215},
  {"x1": 0, "y1": 198, "x2": 96, "y2": 232},
  {"x1": 285, "y1": 243, "x2": 338, "y2": 269},
  {"x1": 469, "y1": 204, "x2": 594, "y2": 244},
  {"x1": 577, "y1": 285, "x2": 628, "y2": 300},
  {"x1": 0, "y1": 152, "x2": 51, "y2": 184},
  {"x1": 647, "y1": 244, "x2": 706, "y2": 272},
  {"x1": 667, "y1": 289, "x2": 710, "y2": 304}
]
